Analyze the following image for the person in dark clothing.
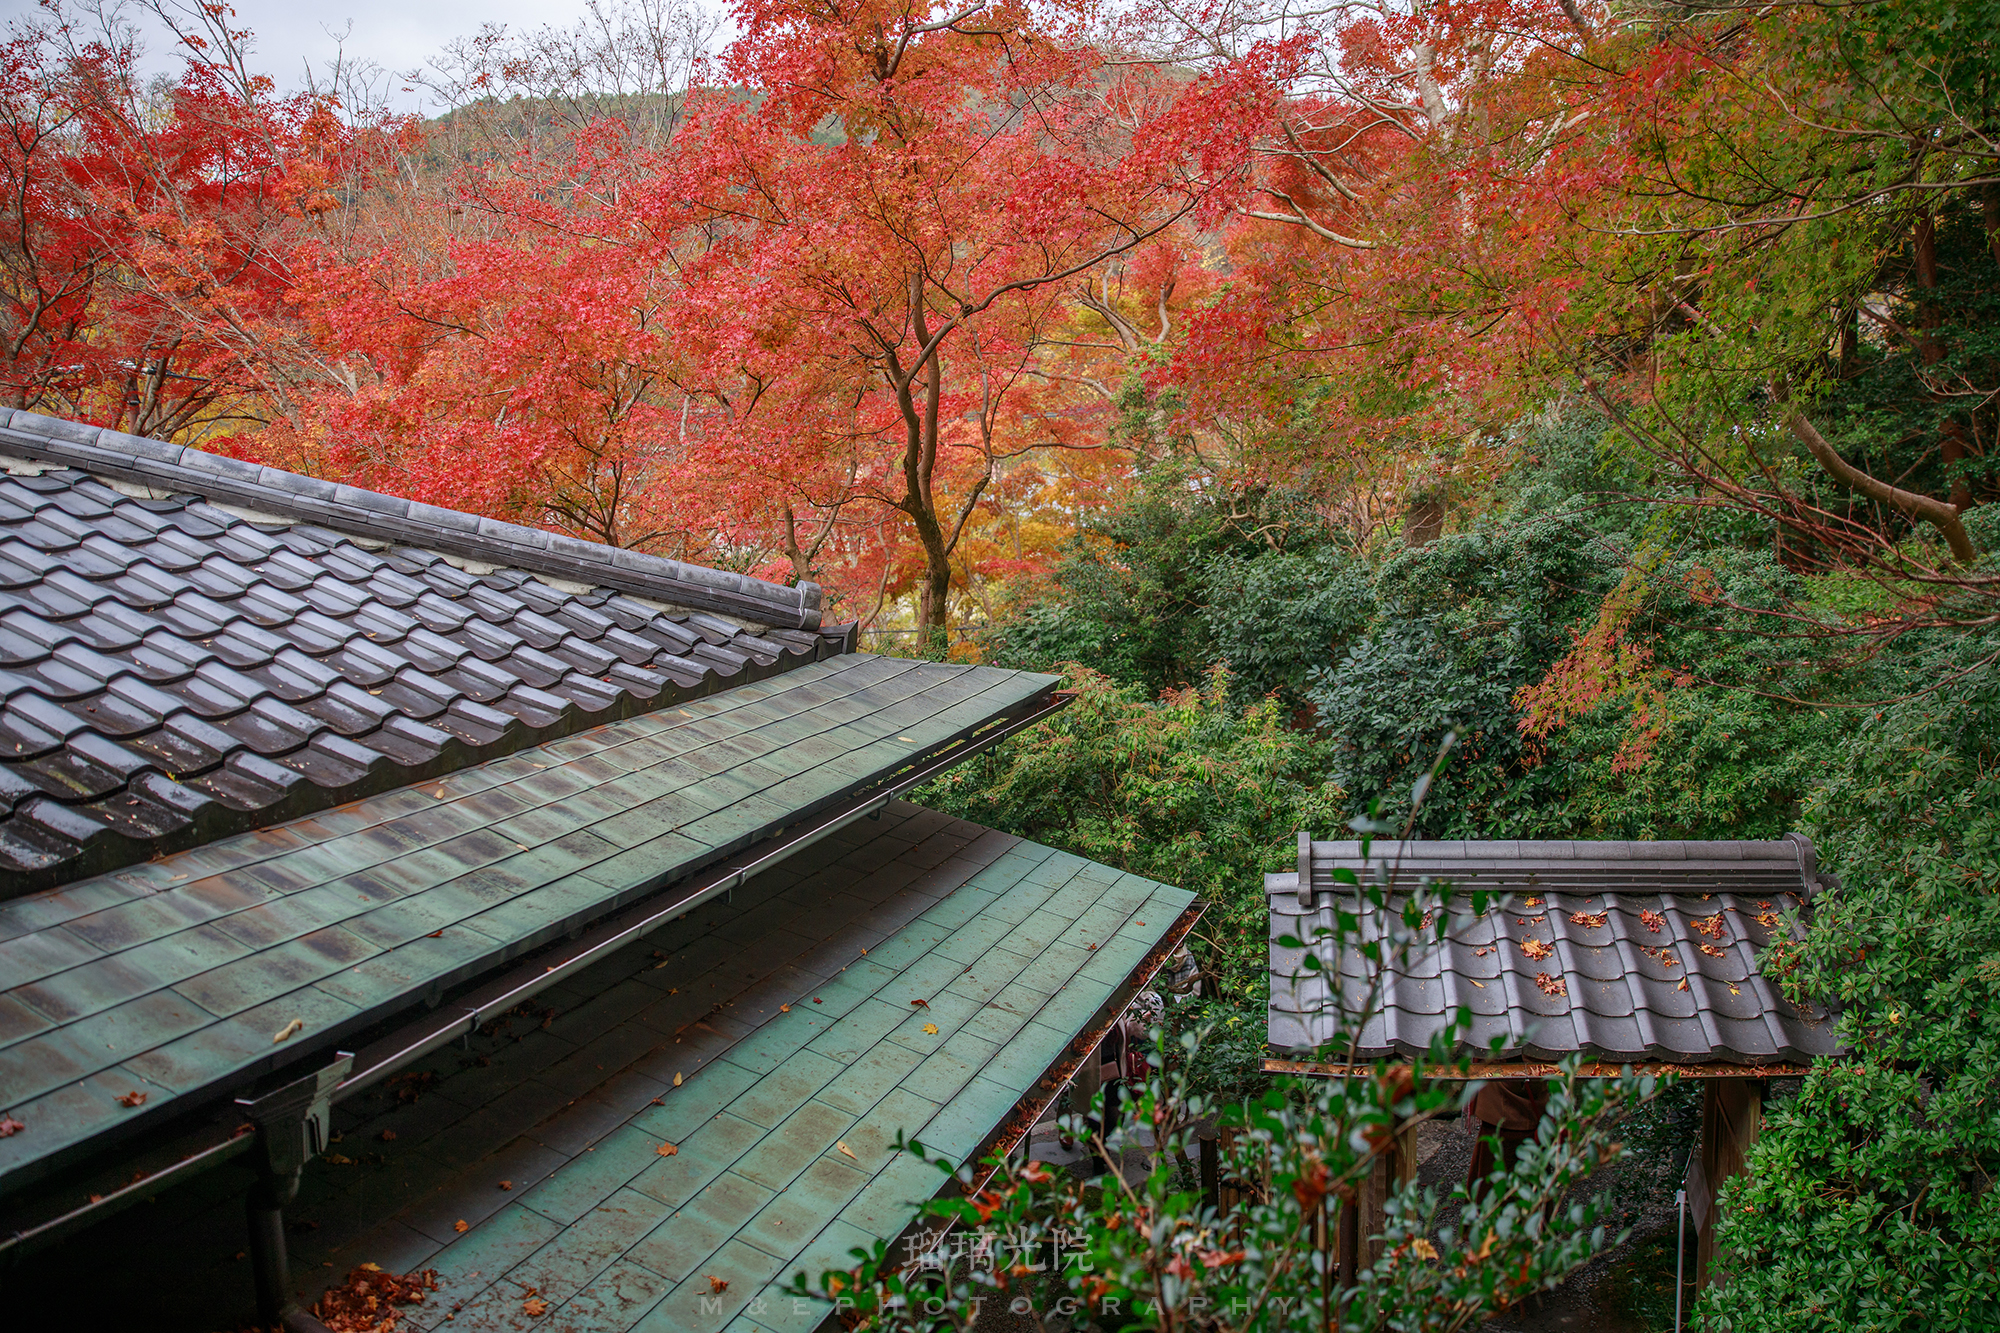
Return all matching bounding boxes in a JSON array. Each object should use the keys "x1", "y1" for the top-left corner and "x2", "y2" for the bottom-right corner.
[{"x1": 1464, "y1": 1079, "x2": 1550, "y2": 1201}]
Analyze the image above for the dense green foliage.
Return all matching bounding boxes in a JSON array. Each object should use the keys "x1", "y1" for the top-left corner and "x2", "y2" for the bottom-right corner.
[
  {"x1": 1700, "y1": 637, "x2": 2000, "y2": 1331},
  {"x1": 925, "y1": 391, "x2": 1998, "y2": 1326},
  {"x1": 972, "y1": 411, "x2": 1853, "y2": 850}
]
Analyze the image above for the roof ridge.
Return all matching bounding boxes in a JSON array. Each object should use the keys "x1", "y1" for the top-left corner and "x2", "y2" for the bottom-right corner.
[{"x1": 0, "y1": 409, "x2": 822, "y2": 630}]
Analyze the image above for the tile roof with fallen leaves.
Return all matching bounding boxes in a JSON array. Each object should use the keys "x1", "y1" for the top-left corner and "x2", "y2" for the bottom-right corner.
[{"x1": 1267, "y1": 836, "x2": 1838, "y2": 1066}]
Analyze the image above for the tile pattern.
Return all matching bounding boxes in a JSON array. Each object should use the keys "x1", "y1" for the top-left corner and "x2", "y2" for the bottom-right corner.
[
  {"x1": 0, "y1": 456, "x2": 846, "y2": 894},
  {"x1": 0, "y1": 655, "x2": 1058, "y2": 1195},
  {"x1": 1267, "y1": 837, "x2": 1836, "y2": 1064},
  {"x1": 0, "y1": 408, "x2": 824, "y2": 631},
  {"x1": 270, "y1": 802, "x2": 1193, "y2": 1333}
]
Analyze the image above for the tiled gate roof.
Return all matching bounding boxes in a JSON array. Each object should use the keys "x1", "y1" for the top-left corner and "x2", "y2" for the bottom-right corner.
[{"x1": 1267, "y1": 837, "x2": 1837, "y2": 1066}]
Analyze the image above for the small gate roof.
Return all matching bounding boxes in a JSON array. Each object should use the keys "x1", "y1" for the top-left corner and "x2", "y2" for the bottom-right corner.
[{"x1": 1267, "y1": 836, "x2": 1837, "y2": 1067}]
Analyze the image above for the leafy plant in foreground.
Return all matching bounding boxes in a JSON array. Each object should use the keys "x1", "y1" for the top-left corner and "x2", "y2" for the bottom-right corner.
[{"x1": 796, "y1": 789, "x2": 1657, "y2": 1330}]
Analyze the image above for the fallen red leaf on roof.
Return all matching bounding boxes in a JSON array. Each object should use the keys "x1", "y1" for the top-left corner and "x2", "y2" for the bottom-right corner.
[
  {"x1": 1569, "y1": 911, "x2": 1608, "y2": 929},
  {"x1": 708, "y1": 1276, "x2": 729, "y2": 1294},
  {"x1": 0, "y1": 1115, "x2": 23, "y2": 1137},
  {"x1": 116, "y1": 1090, "x2": 146, "y2": 1108},
  {"x1": 1639, "y1": 910, "x2": 1665, "y2": 934},
  {"x1": 1519, "y1": 938, "x2": 1554, "y2": 961},
  {"x1": 1534, "y1": 973, "x2": 1568, "y2": 998}
]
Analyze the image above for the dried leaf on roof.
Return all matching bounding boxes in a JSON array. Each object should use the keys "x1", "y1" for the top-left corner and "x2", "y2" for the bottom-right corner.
[
  {"x1": 1534, "y1": 973, "x2": 1568, "y2": 997},
  {"x1": 115, "y1": 1090, "x2": 146, "y2": 1108},
  {"x1": 1639, "y1": 909, "x2": 1665, "y2": 933},
  {"x1": 1519, "y1": 938, "x2": 1554, "y2": 961},
  {"x1": 1639, "y1": 945, "x2": 1680, "y2": 969},
  {"x1": 1569, "y1": 911, "x2": 1608, "y2": 929},
  {"x1": 311, "y1": 1262, "x2": 439, "y2": 1333},
  {"x1": 1693, "y1": 913, "x2": 1727, "y2": 940},
  {"x1": 1699, "y1": 943, "x2": 1727, "y2": 958},
  {"x1": 0, "y1": 1115, "x2": 22, "y2": 1137}
]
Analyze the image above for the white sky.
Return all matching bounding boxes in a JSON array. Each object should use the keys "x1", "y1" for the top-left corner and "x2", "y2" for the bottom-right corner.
[{"x1": 0, "y1": 0, "x2": 618, "y2": 108}]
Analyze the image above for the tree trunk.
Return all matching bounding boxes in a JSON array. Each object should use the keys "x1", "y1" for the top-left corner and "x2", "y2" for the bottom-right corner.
[
  {"x1": 894, "y1": 289, "x2": 954, "y2": 655},
  {"x1": 1913, "y1": 214, "x2": 1974, "y2": 509}
]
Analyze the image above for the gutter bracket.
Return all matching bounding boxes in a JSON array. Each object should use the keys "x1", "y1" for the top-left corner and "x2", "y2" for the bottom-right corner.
[{"x1": 237, "y1": 1054, "x2": 353, "y2": 1333}]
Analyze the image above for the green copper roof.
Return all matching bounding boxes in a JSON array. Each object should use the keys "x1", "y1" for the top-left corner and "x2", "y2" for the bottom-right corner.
[
  {"x1": 0, "y1": 656, "x2": 1058, "y2": 1195},
  {"x1": 359, "y1": 803, "x2": 1196, "y2": 1333}
]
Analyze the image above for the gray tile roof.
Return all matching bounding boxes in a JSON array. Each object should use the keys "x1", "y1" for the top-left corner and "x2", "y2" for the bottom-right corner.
[
  {"x1": 1267, "y1": 836, "x2": 1837, "y2": 1066},
  {"x1": 0, "y1": 415, "x2": 851, "y2": 895}
]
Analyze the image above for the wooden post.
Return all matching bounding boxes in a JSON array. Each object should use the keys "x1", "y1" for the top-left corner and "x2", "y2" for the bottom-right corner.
[
  {"x1": 1335, "y1": 1134, "x2": 1401, "y2": 1285},
  {"x1": 1362, "y1": 1135, "x2": 1397, "y2": 1270},
  {"x1": 1692, "y1": 1077, "x2": 1762, "y2": 1290},
  {"x1": 1336, "y1": 1192, "x2": 1359, "y2": 1287},
  {"x1": 1199, "y1": 1132, "x2": 1219, "y2": 1217}
]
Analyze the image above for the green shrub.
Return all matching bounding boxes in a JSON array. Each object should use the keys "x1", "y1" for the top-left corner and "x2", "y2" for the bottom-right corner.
[{"x1": 1699, "y1": 636, "x2": 2000, "y2": 1331}]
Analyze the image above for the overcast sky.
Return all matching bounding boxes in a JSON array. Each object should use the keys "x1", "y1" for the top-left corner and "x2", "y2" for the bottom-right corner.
[{"x1": 0, "y1": 0, "x2": 628, "y2": 108}]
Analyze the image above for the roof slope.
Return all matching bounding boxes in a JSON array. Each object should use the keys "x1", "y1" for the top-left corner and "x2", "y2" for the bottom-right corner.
[
  {"x1": 0, "y1": 654, "x2": 1060, "y2": 1197},
  {"x1": 1268, "y1": 837, "x2": 1837, "y2": 1065},
  {"x1": 342, "y1": 803, "x2": 1194, "y2": 1333},
  {"x1": 0, "y1": 411, "x2": 847, "y2": 894},
  {"x1": 4, "y1": 804, "x2": 1198, "y2": 1329}
]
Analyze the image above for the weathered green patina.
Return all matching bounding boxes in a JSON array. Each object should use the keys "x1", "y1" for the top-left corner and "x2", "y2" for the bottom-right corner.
[
  {"x1": 0, "y1": 655, "x2": 1057, "y2": 1194},
  {"x1": 360, "y1": 803, "x2": 1196, "y2": 1333}
]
